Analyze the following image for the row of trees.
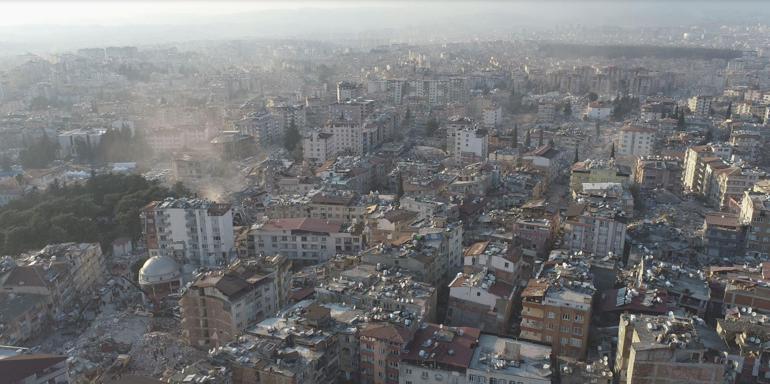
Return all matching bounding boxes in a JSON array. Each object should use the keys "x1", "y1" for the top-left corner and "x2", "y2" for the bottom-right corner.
[
  {"x1": 17, "y1": 127, "x2": 152, "y2": 169},
  {"x1": 0, "y1": 174, "x2": 187, "y2": 255}
]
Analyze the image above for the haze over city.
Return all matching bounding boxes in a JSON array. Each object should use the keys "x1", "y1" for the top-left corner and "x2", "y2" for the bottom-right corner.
[{"x1": 1, "y1": 1, "x2": 770, "y2": 383}]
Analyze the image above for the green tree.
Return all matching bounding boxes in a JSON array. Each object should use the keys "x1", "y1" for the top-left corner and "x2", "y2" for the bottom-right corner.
[
  {"x1": 283, "y1": 119, "x2": 301, "y2": 152},
  {"x1": 19, "y1": 135, "x2": 59, "y2": 169},
  {"x1": 610, "y1": 142, "x2": 615, "y2": 159},
  {"x1": 587, "y1": 92, "x2": 599, "y2": 102},
  {"x1": 512, "y1": 124, "x2": 518, "y2": 148},
  {"x1": 0, "y1": 174, "x2": 189, "y2": 254},
  {"x1": 595, "y1": 121, "x2": 600, "y2": 136},
  {"x1": 677, "y1": 111, "x2": 686, "y2": 130},
  {"x1": 725, "y1": 102, "x2": 732, "y2": 120},
  {"x1": 563, "y1": 101, "x2": 572, "y2": 117},
  {"x1": 425, "y1": 118, "x2": 439, "y2": 136},
  {"x1": 574, "y1": 145, "x2": 580, "y2": 163},
  {"x1": 538, "y1": 129, "x2": 544, "y2": 147}
]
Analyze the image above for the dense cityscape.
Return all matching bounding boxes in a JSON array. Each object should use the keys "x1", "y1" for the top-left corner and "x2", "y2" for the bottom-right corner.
[{"x1": 2, "y1": 2, "x2": 770, "y2": 383}]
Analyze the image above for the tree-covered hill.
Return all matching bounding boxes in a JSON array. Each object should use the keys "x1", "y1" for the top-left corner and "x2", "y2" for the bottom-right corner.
[{"x1": 0, "y1": 174, "x2": 188, "y2": 255}]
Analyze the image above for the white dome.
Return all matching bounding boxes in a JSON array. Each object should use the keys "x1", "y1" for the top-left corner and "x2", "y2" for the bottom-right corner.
[{"x1": 139, "y1": 256, "x2": 181, "y2": 285}]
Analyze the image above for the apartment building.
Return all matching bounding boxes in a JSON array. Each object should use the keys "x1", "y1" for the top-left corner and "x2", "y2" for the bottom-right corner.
[
  {"x1": 512, "y1": 216, "x2": 560, "y2": 257},
  {"x1": 466, "y1": 335, "x2": 553, "y2": 384},
  {"x1": 399, "y1": 324, "x2": 480, "y2": 384},
  {"x1": 302, "y1": 130, "x2": 335, "y2": 163},
  {"x1": 519, "y1": 257, "x2": 594, "y2": 359},
  {"x1": 179, "y1": 256, "x2": 291, "y2": 348},
  {"x1": 688, "y1": 95, "x2": 712, "y2": 117},
  {"x1": 682, "y1": 144, "x2": 732, "y2": 194},
  {"x1": 452, "y1": 127, "x2": 489, "y2": 164},
  {"x1": 316, "y1": 264, "x2": 438, "y2": 323},
  {"x1": 563, "y1": 202, "x2": 627, "y2": 257},
  {"x1": 446, "y1": 115, "x2": 474, "y2": 157},
  {"x1": 633, "y1": 156, "x2": 682, "y2": 191},
  {"x1": 617, "y1": 124, "x2": 655, "y2": 157},
  {"x1": 360, "y1": 323, "x2": 414, "y2": 384},
  {"x1": 337, "y1": 81, "x2": 364, "y2": 102},
  {"x1": 615, "y1": 314, "x2": 726, "y2": 384},
  {"x1": 482, "y1": 105, "x2": 502, "y2": 129},
  {"x1": 702, "y1": 213, "x2": 746, "y2": 258},
  {"x1": 585, "y1": 101, "x2": 612, "y2": 120},
  {"x1": 235, "y1": 111, "x2": 280, "y2": 147},
  {"x1": 447, "y1": 268, "x2": 517, "y2": 335},
  {"x1": 537, "y1": 102, "x2": 556, "y2": 123},
  {"x1": 569, "y1": 159, "x2": 630, "y2": 194},
  {"x1": 723, "y1": 279, "x2": 770, "y2": 315},
  {"x1": 363, "y1": 223, "x2": 464, "y2": 286},
  {"x1": 706, "y1": 166, "x2": 762, "y2": 209},
  {"x1": 249, "y1": 217, "x2": 365, "y2": 265},
  {"x1": 739, "y1": 191, "x2": 770, "y2": 256},
  {"x1": 141, "y1": 198, "x2": 235, "y2": 267},
  {"x1": 265, "y1": 191, "x2": 369, "y2": 222},
  {"x1": 729, "y1": 130, "x2": 761, "y2": 162},
  {"x1": 328, "y1": 98, "x2": 375, "y2": 125}
]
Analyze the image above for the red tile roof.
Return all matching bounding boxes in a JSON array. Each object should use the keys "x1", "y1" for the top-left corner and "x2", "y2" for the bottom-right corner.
[
  {"x1": 360, "y1": 323, "x2": 413, "y2": 343},
  {"x1": 260, "y1": 218, "x2": 344, "y2": 234},
  {"x1": 401, "y1": 324, "x2": 480, "y2": 370}
]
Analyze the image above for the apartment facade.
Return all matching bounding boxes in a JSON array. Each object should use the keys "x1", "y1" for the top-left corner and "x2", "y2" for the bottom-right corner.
[
  {"x1": 563, "y1": 203, "x2": 627, "y2": 257},
  {"x1": 739, "y1": 191, "x2": 770, "y2": 256},
  {"x1": 633, "y1": 156, "x2": 682, "y2": 191},
  {"x1": 452, "y1": 127, "x2": 489, "y2": 164},
  {"x1": 617, "y1": 125, "x2": 655, "y2": 157},
  {"x1": 249, "y1": 217, "x2": 364, "y2": 265},
  {"x1": 180, "y1": 256, "x2": 291, "y2": 348},
  {"x1": 520, "y1": 279, "x2": 593, "y2": 359},
  {"x1": 360, "y1": 324, "x2": 413, "y2": 384},
  {"x1": 141, "y1": 198, "x2": 235, "y2": 267},
  {"x1": 616, "y1": 314, "x2": 726, "y2": 384}
]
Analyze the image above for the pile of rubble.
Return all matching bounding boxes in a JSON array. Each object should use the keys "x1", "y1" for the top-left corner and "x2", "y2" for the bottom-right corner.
[{"x1": 128, "y1": 331, "x2": 206, "y2": 377}]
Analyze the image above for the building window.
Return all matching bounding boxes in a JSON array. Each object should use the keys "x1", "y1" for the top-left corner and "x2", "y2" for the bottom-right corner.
[
  {"x1": 561, "y1": 337, "x2": 568, "y2": 345},
  {"x1": 545, "y1": 335, "x2": 552, "y2": 343},
  {"x1": 547, "y1": 312, "x2": 555, "y2": 319}
]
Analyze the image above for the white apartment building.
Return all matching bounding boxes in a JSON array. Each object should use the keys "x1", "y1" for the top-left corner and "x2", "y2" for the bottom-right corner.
[
  {"x1": 617, "y1": 125, "x2": 655, "y2": 157},
  {"x1": 302, "y1": 130, "x2": 335, "y2": 163},
  {"x1": 482, "y1": 105, "x2": 502, "y2": 129},
  {"x1": 688, "y1": 95, "x2": 712, "y2": 117},
  {"x1": 585, "y1": 101, "x2": 612, "y2": 120},
  {"x1": 141, "y1": 198, "x2": 235, "y2": 267},
  {"x1": 336, "y1": 81, "x2": 363, "y2": 102},
  {"x1": 452, "y1": 127, "x2": 489, "y2": 164},
  {"x1": 249, "y1": 217, "x2": 364, "y2": 266}
]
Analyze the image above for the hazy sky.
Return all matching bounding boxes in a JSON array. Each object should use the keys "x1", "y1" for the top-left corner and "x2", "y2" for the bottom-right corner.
[
  {"x1": 0, "y1": 1, "x2": 372, "y2": 26},
  {"x1": 0, "y1": 1, "x2": 767, "y2": 55}
]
